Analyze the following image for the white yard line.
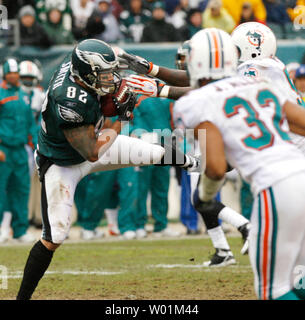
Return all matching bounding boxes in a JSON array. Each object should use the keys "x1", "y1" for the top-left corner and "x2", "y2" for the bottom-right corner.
[
  {"x1": 7, "y1": 270, "x2": 124, "y2": 279},
  {"x1": 148, "y1": 264, "x2": 252, "y2": 272}
]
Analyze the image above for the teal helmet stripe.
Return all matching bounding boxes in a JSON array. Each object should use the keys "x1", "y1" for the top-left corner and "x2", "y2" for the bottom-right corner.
[{"x1": 3, "y1": 58, "x2": 19, "y2": 75}]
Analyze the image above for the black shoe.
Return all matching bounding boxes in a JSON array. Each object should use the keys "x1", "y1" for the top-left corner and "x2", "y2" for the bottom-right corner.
[
  {"x1": 238, "y1": 223, "x2": 250, "y2": 255},
  {"x1": 186, "y1": 228, "x2": 201, "y2": 235},
  {"x1": 203, "y1": 248, "x2": 236, "y2": 267}
]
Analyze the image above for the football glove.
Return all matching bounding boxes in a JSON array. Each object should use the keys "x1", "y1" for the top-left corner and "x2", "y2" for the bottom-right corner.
[
  {"x1": 118, "y1": 52, "x2": 159, "y2": 76},
  {"x1": 112, "y1": 90, "x2": 136, "y2": 121},
  {"x1": 125, "y1": 75, "x2": 169, "y2": 98}
]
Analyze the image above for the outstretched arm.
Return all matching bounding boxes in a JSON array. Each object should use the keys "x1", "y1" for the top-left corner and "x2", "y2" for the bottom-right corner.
[
  {"x1": 119, "y1": 52, "x2": 190, "y2": 87},
  {"x1": 156, "y1": 67, "x2": 190, "y2": 87},
  {"x1": 125, "y1": 74, "x2": 191, "y2": 100},
  {"x1": 194, "y1": 121, "x2": 227, "y2": 202},
  {"x1": 284, "y1": 101, "x2": 305, "y2": 136}
]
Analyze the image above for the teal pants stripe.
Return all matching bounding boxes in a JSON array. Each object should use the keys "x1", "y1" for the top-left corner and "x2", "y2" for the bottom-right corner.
[{"x1": 256, "y1": 188, "x2": 278, "y2": 300}]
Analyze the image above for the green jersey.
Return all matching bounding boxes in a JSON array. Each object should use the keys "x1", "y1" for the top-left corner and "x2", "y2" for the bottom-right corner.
[{"x1": 38, "y1": 55, "x2": 104, "y2": 166}]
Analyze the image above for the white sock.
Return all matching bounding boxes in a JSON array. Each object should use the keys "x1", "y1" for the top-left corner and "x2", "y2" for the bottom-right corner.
[
  {"x1": 218, "y1": 206, "x2": 249, "y2": 229},
  {"x1": 207, "y1": 226, "x2": 230, "y2": 251},
  {"x1": 105, "y1": 208, "x2": 118, "y2": 226},
  {"x1": 1, "y1": 211, "x2": 12, "y2": 236}
]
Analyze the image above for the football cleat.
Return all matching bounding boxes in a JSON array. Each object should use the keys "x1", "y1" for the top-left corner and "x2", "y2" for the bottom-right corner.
[
  {"x1": 122, "y1": 230, "x2": 137, "y2": 240},
  {"x1": 80, "y1": 228, "x2": 105, "y2": 240},
  {"x1": 135, "y1": 228, "x2": 147, "y2": 239},
  {"x1": 14, "y1": 232, "x2": 36, "y2": 243},
  {"x1": 238, "y1": 223, "x2": 250, "y2": 255},
  {"x1": 203, "y1": 248, "x2": 236, "y2": 267},
  {"x1": 185, "y1": 154, "x2": 201, "y2": 173},
  {"x1": 108, "y1": 224, "x2": 120, "y2": 236}
]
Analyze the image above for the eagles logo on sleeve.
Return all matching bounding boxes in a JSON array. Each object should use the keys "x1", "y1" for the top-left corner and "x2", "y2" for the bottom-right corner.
[{"x1": 58, "y1": 104, "x2": 84, "y2": 123}]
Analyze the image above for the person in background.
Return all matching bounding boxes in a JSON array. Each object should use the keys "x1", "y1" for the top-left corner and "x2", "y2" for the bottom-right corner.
[
  {"x1": 170, "y1": 0, "x2": 191, "y2": 29},
  {"x1": 19, "y1": 60, "x2": 46, "y2": 229},
  {"x1": 70, "y1": 0, "x2": 95, "y2": 41},
  {"x1": 43, "y1": 8, "x2": 75, "y2": 45},
  {"x1": 174, "y1": 41, "x2": 202, "y2": 235},
  {"x1": 220, "y1": 0, "x2": 266, "y2": 25},
  {"x1": 239, "y1": 1, "x2": 266, "y2": 24},
  {"x1": 119, "y1": 0, "x2": 152, "y2": 43},
  {"x1": 263, "y1": 0, "x2": 291, "y2": 25},
  {"x1": 287, "y1": 0, "x2": 305, "y2": 22},
  {"x1": 286, "y1": 62, "x2": 301, "y2": 82},
  {"x1": 2, "y1": 0, "x2": 35, "y2": 19},
  {"x1": 74, "y1": 170, "x2": 118, "y2": 240},
  {"x1": 0, "y1": 58, "x2": 37, "y2": 243},
  {"x1": 132, "y1": 96, "x2": 182, "y2": 238},
  {"x1": 294, "y1": 65, "x2": 305, "y2": 102},
  {"x1": 17, "y1": 5, "x2": 52, "y2": 48},
  {"x1": 35, "y1": 0, "x2": 73, "y2": 31},
  {"x1": 111, "y1": 0, "x2": 124, "y2": 19},
  {"x1": 87, "y1": 0, "x2": 123, "y2": 43},
  {"x1": 202, "y1": 0, "x2": 236, "y2": 34},
  {"x1": 143, "y1": 0, "x2": 159, "y2": 10},
  {"x1": 179, "y1": 8, "x2": 203, "y2": 40},
  {"x1": 141, "y1": 1, "x2": 182, "y2": 42}
]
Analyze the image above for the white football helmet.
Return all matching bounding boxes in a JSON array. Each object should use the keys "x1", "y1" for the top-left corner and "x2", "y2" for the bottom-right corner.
[
  {"x1": 187, "y1": 28, "x2": 238, "y2": 88},
  {"x1": 19, "y1": 60, "x2": 40, "y2": 94},
  {"x1": 231, "y1": 22, "x2": 277, "y2": 63}
]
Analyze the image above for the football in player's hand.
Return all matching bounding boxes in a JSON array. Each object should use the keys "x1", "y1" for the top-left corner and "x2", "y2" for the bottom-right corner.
[{"x1": 101, "y1": 79, "x2": 130, "y2": 117}]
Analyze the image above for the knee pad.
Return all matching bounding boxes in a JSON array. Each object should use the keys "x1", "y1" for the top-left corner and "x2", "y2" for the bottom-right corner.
[{"x1": 193, "y1": 189, "x2": 225, "y2": 229}]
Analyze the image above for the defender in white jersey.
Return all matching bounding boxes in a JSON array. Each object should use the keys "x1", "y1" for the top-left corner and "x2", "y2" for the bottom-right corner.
[
  {"x1": 174, "y1": 27, "x2": 305, "y2": 300},
  {"x1": 231, "y1": 22, "x2": 305, "y2": 153}
]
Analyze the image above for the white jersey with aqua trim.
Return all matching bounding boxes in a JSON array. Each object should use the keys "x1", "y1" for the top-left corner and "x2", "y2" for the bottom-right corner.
[
  {"x1": 237, "y1": 57, "x2": 305, "y2": 153},
  {"x1": 173, "y1": 76, "x2": 305, "y2": 195}
]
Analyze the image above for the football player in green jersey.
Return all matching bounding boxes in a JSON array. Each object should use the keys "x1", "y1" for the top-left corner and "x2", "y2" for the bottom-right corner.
[{"x1": 16, "y1": 39, "x2": 199, "y2": 300}]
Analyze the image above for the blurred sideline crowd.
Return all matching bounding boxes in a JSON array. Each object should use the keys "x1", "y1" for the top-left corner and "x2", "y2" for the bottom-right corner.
[
  {"x1": 0, "y1": 49, "x2": 305, "y2": 243},
  {"x1": 2, "y1": 0, "x2": 305, "y2": 47}
]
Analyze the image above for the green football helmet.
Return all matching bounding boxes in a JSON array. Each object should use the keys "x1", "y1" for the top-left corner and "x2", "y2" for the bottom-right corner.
[
  {"x1": 175, "y1": 40, "x2": 190, "y2": 71},
  {"x1": 71, "y1": 39, "x2": 121, "y2": 96}
]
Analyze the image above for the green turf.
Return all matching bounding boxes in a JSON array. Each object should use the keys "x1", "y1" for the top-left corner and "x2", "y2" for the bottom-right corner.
[{"x1": 0, "y1": 237, "x2": 255, "y2": 300}]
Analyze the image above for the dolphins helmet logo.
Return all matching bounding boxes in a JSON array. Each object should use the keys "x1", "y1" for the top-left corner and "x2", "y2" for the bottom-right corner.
[{"x1": 246, "y1": 30, "x2": 264, "y2": 56}]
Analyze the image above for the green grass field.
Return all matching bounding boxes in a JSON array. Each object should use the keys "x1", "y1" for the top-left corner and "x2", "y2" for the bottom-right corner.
[{"x1": 0, "y1": 237, "x2": 256, "y2": 300}]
